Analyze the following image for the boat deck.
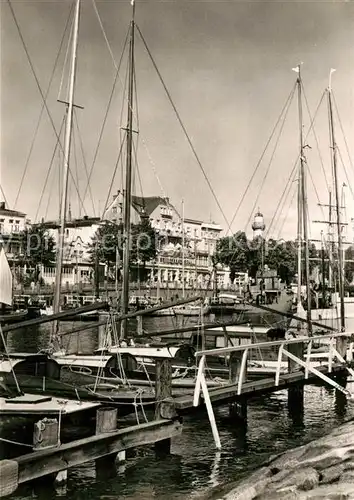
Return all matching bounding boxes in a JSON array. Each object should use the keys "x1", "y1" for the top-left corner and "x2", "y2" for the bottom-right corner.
[{"x1": 0, "y1": 393, "x2": 99, "y2": 415}]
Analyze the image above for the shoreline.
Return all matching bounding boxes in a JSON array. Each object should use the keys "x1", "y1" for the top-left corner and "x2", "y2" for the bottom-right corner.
[{"x1": 215, "y1": 418, "x2": 354, "y2": 499}]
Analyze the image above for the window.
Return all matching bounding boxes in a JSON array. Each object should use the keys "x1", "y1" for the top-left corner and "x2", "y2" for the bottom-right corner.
[{"x1": 9, "y1": 219, "x2": 13, "y2": 223}]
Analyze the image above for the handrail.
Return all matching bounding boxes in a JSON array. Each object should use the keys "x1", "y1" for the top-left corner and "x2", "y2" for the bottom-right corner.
[{"x1": 195, "y1": 331, "x2": 354, "y2": 357}]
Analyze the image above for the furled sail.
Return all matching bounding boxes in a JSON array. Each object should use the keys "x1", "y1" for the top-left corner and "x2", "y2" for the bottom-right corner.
[{"x1": 0, "y1": 247, "x2": 13, "y2": 305}]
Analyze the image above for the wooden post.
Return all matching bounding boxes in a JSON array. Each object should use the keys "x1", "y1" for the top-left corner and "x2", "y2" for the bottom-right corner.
[
  {"x1": 95, "y1": 407, "x2": 118, "y2": 434},
  {"x1": 0, "y1": 460, "x2": 19, "y2": 497},
  {"x1": 229, "y1": 351, "x2": 247, "y2": 423},
  {"x1": 33, "y1": 418, "x2": 59, "y2": 450},
  {"x1": 95, "y1": 407, "x2": 119, "y2": 475},
  {"x1": 137, "y1": 315, "x2": 143, "y2": 336},
  {"x1": 155, "y1": 358, "x2": 175, "y2": 456},
  {"x1": 287, "y1": 341, "x2": 304, "y2": 416},
  {"x1": 334, "y1": 371, "x2": 348, "y2": 418},
  {"x1": 336, "y1": 336, "x2": 348, "y2": 359}
]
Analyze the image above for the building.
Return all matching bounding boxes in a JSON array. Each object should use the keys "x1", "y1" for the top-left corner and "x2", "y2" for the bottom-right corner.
[
  {"x1": 0, "y1": 201, "x2": 29, "y2": 264},
  {"x1": 40, "y1": 216, "x2": 101, "y2": 286},
  {"x1": 103, "y1": 193, "x2": 230, "y2": 289}
]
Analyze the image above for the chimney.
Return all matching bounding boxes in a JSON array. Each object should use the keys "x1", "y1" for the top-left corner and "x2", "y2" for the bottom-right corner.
[{"x1": 0, "y1": 202, "x2": 5, "y2": 210}]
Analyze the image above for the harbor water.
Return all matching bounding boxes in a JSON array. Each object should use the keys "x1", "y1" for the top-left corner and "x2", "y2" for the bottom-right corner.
[{"x1": 4, "y1": 318, "x2": 354, "y2": 499}]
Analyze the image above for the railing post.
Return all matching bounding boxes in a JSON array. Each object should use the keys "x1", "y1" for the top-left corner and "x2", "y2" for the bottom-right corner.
[{"x1": 305, "y1": 340, "x2": 312, "y2": 380}]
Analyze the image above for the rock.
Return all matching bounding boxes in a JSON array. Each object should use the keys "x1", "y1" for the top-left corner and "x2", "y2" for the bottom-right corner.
[
  {"x1": 340, "y1": 469, "x2": 354, "y2": 482},
  {"x1": 298, "y1": 482, "x2": 354, "y2": 499},
  {"x1": 255, "y1": 487, "x2": 301, "y2": 500},
  {"x1": 269, "y1": 467, "x2": 320, "y2": 492},
  {"x1": 222, "y1": 469, "x2": 272, "y2": 500},
  {"x1": 220, "y1": 421, "x2": 354, "y2": 500},
  {"x1": 320, "y1": 463, "x2": 346, "y2": 483}
]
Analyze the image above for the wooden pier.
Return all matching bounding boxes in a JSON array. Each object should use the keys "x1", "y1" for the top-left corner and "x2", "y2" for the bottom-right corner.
[
  {"x1": 0, "y1": 358, "x2": 182, "y2": 497},
  {"x1": 174, "y1": 331, "x2": 354, "y2": 448}
]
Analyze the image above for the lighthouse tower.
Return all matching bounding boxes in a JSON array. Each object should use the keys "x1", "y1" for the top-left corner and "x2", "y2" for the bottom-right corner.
[{"x1": 252, "y1": 211, "x2": 265, "y2": 239}]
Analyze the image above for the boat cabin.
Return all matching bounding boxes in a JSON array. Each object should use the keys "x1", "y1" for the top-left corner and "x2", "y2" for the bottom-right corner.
[{"x1": 0, "y1": 353, "x2": 61, "y2": 382}]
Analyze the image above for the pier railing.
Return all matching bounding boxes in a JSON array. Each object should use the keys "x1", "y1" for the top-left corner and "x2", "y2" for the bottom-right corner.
[{"x1": 192, "y1": 331, "x2": 354, "y2": 449}]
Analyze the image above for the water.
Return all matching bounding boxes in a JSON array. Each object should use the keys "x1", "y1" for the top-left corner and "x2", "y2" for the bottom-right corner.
[{"x1": 4, "y1": 319, "x2": 354, "y2": 499}]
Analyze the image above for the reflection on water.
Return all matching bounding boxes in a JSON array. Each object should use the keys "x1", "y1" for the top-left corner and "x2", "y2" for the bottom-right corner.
[{"x1": 4, "y1": 319, "x2": 354, "y2": 499}]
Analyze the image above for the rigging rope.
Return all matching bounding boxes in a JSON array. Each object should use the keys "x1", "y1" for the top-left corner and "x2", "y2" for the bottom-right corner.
[
  {"x1": 229, "y1": 81, "x2": 297, "y2": 234},
  {"x1": 91, "y1": 3, "x2": 175, "y2": 211},
  {"x1": 35, "y1": 115, "x2": 66, "y2": 222},
  {"x1": 82, "y1": 1, "x2": 130, "y2": 210},
  {"x1": 101, "y1": 134, "x2": 127, "y2": 219},
  {"x1": 266, "y1": 88, "x2": 329, "y2": 239},
  {"x1": 7, "y1": 0, "x2": 89, "y2": 218},
  {"x1": 13, "y1": 1, "x2": 74, "y2": 209},
  {"x1": 302, "y1": 88, "x2": 329, "y2": 190},
  {"x1": 0, "y1": 185, "x2": 9, "y2": 207},
  {"x1": 74, "y1": 110, "x2": 96, "y2": 216},
  {"x1": 136, "y1": 24, "x2": 232, "y2": 234},
  {"x1": 332, "y1": 92, "x2": 354, "y2": 178},
  {"x1": 244, "y1": 83, "x2": 296, "y2": 234}
]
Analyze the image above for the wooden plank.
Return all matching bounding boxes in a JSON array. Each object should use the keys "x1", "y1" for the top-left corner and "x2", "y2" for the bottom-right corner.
[{"x1": 16, "y1": 419, "x2": 182, "y2": 485}]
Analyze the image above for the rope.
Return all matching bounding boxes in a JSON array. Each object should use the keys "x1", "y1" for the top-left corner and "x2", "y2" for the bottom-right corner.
[
  {"x1": 82, "y1": 2, "x2": 130, "y2": 209},
  {"x1": 34, "y1": 115, "x2": 66, "y2": 222},
  {"x1": 303, "y1": 88, "x2": 329, "y2": 188},
  {"x1": 101, "y1": 135, "x2": 127, "y2": 219},
  {"x1": 136, "y1": 24, "x2": 231, "y2": 234},
  {"x1": 229, "y1": 81, "x2": 297, "y2": 234},
  {"x1": 244, "y1": 83, "x2": 296, "y2": 233},
  {"x1": 74, "y1": 110, "x2": 96, "y2": 215},
  {"x1": 6, "y1": 0, "x2": 93, "y2": 218},
  {"x1": 332, "y1": 91, "x2": 354, "y2": 178},
  {"x1": 0, "y1": 437, "x2": 33, "y2": 448},
  {"x1": 0, "y1": 185, "x2": 8, "y2": 206},
  {"x1": 13, "y1": 1, "x2": 74, "y2": 209}
]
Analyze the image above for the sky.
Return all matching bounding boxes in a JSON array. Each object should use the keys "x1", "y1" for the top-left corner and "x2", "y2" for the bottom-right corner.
[{"x1": 1, "y1": 0, "x2": 353, "y2": 244}]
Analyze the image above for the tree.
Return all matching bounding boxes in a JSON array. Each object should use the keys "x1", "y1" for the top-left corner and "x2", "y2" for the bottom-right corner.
[
  {"x1": 345, "y1": 245, "x2": 354, "y2": 285},
  {"x1": 214, "y1": 231, "x2": 250, "y2": 282},
  {"x1": 19, "y1": 224, "x2": 56, "y2": 283},
  {"x1": 89, "y1": 218, "x2": 157, "y2": 281},
  {"x1": 265, "y1": 239, "x2": 297, "y2": 284}
]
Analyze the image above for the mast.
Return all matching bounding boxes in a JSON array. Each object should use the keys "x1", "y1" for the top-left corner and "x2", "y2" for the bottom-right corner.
[
  {"x1": 120, "y1": 1, "x2": 136, "y2": 338},
  {"x1": 320, "y1": 230, "x2": 326, "y2": 304},
  {"x1": 296, "y1": 65, "x2": 312, "y2": 334},
  {"x1": 181, "y1": 200, "x2": 185, "y2": 298},
  {"x1": 328, "y1": 189, "x2": 333, "y2": 288},
  {"x1": 52, "y1": 0, "x2": 81, "y2": 343},
  {"x1": 327, "y1": 70, "x2": 345, "y2": 331}
]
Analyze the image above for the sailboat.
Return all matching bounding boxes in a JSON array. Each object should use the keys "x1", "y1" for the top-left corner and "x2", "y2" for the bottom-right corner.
[
  {"x1": 303, "y1": 72, "x2": 353, "y2": 335},
  {"x1": 0, "y1": 247, "x2": 28, "y2": 326}
]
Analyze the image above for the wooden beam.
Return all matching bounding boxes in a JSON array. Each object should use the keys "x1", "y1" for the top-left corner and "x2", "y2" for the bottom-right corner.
[
  {"x1": 2, "y1": 302, "x2": 109, "y2": 333},
  {"x1": 15, "y1": 419, "x2": 182, "y2": 486}
]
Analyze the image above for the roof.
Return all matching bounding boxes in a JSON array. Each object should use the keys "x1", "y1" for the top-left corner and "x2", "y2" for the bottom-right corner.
[
  {"x1": 0, "y1": 208, "x2": 26, "y2": 218},
  {"x1": 131, "y1": 195, "x2": 173, "y2": 217},
  {"x1": 41, "y1": 216, "x2": 100, "y2": 229}
]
